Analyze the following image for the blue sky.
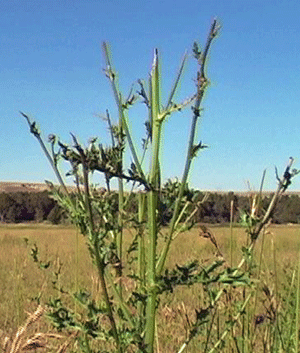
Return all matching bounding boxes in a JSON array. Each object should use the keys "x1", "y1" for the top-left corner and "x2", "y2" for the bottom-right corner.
[{"x1": 1, "y1": 0, "x2": 300, "y2": 191}]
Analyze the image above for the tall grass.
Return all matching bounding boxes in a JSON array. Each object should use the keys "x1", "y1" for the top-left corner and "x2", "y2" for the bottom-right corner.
[{"x1": 2, "y1": 225, "x2": 300, "y2": 352}]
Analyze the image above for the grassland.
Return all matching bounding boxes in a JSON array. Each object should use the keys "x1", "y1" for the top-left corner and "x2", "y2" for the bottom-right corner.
[{"x1": 1, "y1": 223, "x2": 300, "y2": 352}]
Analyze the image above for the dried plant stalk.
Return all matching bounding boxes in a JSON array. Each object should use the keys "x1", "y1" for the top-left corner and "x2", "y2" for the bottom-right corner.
[{"x1": 8, "y1": 306, "x2": 45, "y2": 353}]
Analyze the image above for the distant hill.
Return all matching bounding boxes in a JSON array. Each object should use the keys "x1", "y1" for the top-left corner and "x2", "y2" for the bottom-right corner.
[
  {"x1": 0, "y1": 182, "x2": 50, "y2": 193},
  {"x1": 0, "y1": 181, "x2": 299, "y2": 195}
]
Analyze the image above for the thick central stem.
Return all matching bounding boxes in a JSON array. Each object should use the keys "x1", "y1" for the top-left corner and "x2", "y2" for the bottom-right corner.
[
  {"x1": 145, "y1": 188, "x2": 158, "y2": 351},
  {"x1": 145, "y1": 48, "x2": 161, "y2": 353}
]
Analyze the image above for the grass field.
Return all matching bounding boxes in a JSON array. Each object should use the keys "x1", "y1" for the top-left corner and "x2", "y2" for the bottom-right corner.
[{"x1": 1, "y1": 223, "x2": 300, "y2": 352}]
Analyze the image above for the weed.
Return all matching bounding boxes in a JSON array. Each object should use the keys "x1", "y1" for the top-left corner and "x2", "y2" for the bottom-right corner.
[{"x1": 19, "y1": 19, "x2": 300, "y2": 353}]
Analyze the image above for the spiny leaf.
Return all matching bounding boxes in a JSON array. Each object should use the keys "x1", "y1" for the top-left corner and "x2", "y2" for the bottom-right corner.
[
  {"x1": 192, "y1": 42, "x2": 201, "y2": 60},
  {"x1": 191, "y1": 141, "x2": 208, "y2": 158},
  {"x1": 144, "y1": 120, "x2": 152, "y2": 140},
  {"x1": 137, "y1": 79, "x2": 149, "y2": 107}
]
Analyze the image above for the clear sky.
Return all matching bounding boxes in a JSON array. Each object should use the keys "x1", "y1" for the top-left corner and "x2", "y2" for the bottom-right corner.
[{"x1": 1, "y1": 0, "x2": 300, "y2": 191}]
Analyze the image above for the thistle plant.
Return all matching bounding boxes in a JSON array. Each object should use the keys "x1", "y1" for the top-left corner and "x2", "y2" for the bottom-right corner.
[{"x1": 22, "y1": 19, "x2": 299, "y2": 353}]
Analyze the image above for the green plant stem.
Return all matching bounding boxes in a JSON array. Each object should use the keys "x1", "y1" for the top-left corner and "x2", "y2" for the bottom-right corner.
[
  {"x1": 78, "y1": 149, "x2": 121, "y2": 352},
  {"x1": 138, "y1": 192, "x2": 146, "y2": 318},
  {"x1": 172, "y1": 194, "x2": 209, "y2": 241},
  {"x1": 156, "y1": 104, "x2": 197, "y2": 276},
  {"x1": 145, "y1": 190, "x2": 158, "y2": 352},
  {"x1": 212, "y1": 159, "x2": 297, "y2": 308},
  {"x1": 250, "y1": 227, "x2": 266, "y2": 349},
  {"x1": 176, "y1": 292, "x2": 250, "y2": 353},
  {"x1": 204, "y1": 308, "x2": 217, "y2": 353},
  {"x1": 207, "y1": 293, "x2": 252, "y2": 353},
  {"x1": 102, "y1": 42, "x2": 147, "y2": 187},
  {"x1": 156, "y1": 20, "x2": 218, "y2": 276},
  {"x1": 200, "y1": 160, "x2": 299, "y2": 353},
  {"x1": 165, "y1": 52, "x2": 188, "y2": 109},
  {"x1": 106, "y1": 107, "x2": 124, "y2": 296},
  {"x1": 117, "y1": 179, "x2": 124, "y2": 291},
  {"x1": 117, "y1": 114, "x2": 124, "y2": 297},
  {"x1": 92, "y1": 238, "x2": 121, "y2": 351},
  {"x1": 21, "y1": 112, "x2": 69, "y2": 196},
  {"x1": 173, "y1": 201, "x2": 191, "y2": 230},
  {"x1": 251, "y1": 159, "x2": 294, "y2": 240},
  {"x1": 145, "y1": 49, "x2": 161, "y2": 353},
  {"x1": 105, "y1": 271, "x2": 135, "y2": 328}
]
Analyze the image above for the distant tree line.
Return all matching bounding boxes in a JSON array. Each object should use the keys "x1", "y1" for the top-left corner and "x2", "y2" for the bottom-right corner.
[
  {"x1": 194, "y1": 192, "x2": 300, "y2": 224},
  {"x1": 0, "y1": 189, "x2": 300, "y2": 225},
  {"x1": 0, "y1": 191, "x2": 63, "y2": 224}
]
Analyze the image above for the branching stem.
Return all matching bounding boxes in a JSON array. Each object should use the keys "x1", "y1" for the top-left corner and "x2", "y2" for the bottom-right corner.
[{"x1": 157, "y1": 19, "x2": 219, "y2": 276}]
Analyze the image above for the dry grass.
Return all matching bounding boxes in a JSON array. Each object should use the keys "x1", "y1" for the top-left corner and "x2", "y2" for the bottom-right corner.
[
  {"x1": 0, "y1": 224, "x2": 88, "y2": 333},
  {"x1": 0, "y1": 304, "x2": 77, "y2": 353},
  {"x1": 1, "y1": 223, "x2": 300, "y2": 352}
]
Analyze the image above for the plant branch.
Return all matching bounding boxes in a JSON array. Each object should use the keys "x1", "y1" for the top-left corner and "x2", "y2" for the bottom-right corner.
[
  {"x1": 165, "y1": 51, "x2": 188, "y2": 110},
  {"x1": 21, "y1": 112, "x2": 69, "y2": 196},
  {"x1": 102, "y1": 42, "x2": 148, "y2": 188},
  {"x1": 144, "y1": 48, "x2": 161, "y2": 353},
  {"x1": 207, "y1": 293, "x2": 252, "y2": 353},
  {"x1": 156, "y1": 19, "x2": 219, "y2": 276},
  {"x1": 71, "y1": 133, "x2": 121, "y2": 352},
  {"x1": 177, "y1": 158, "x2": 298, "y2": 352},
  {"x1": 251, "y1": 157, "x2": 298, "y2": 240}
]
